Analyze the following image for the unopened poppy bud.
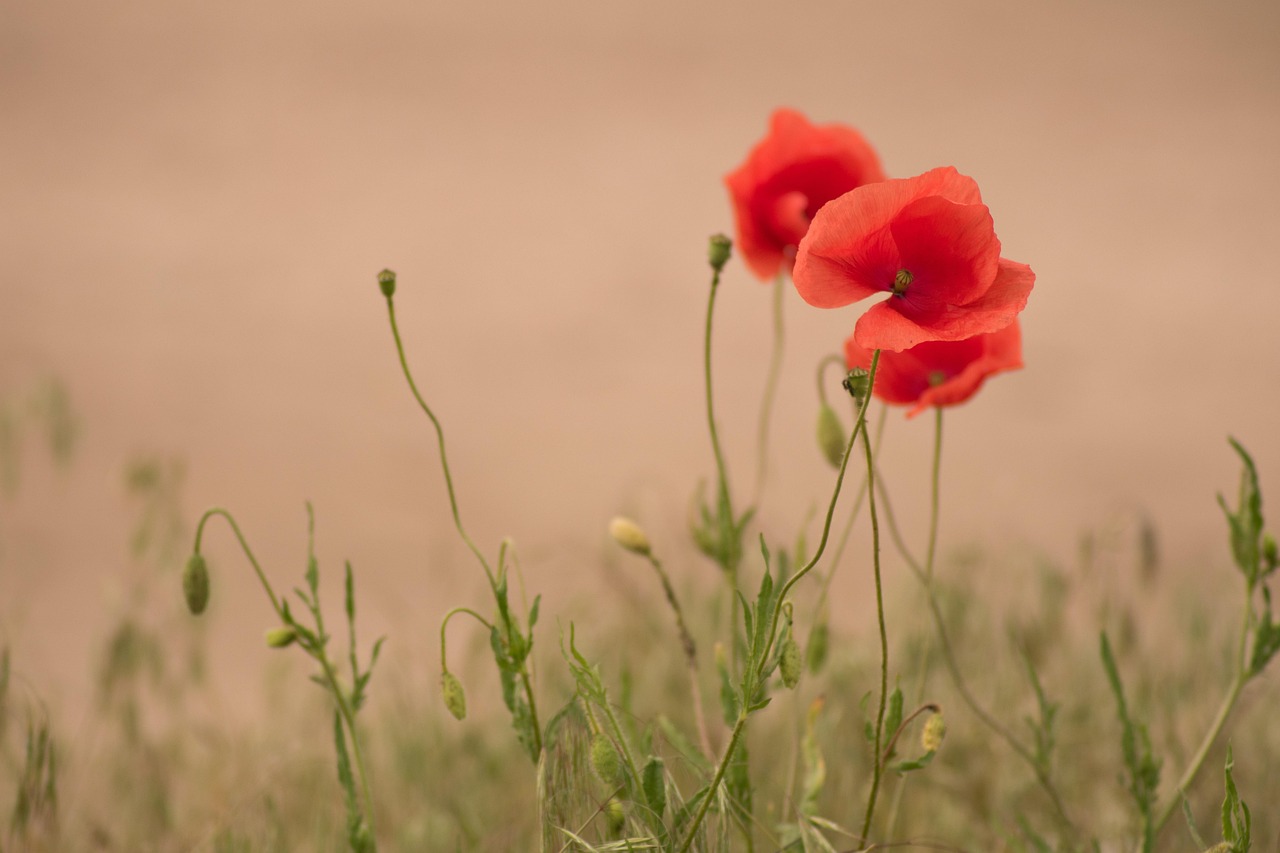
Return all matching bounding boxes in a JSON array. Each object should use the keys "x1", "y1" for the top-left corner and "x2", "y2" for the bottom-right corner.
[
  {"x1": 707, "y1": 234, "x2": 733, "y2": 274},
  {"x1": 265, "y1": 626, "x2": 297, "y2": 648},
  {"x1": 605, "y1": 797, "x2": 625, "y2": 834},
  {"x1": 816, "y1": 403, "x2": 845, "y2": 468},
  {"x1": 590, "y1": 733, "x2": 623, "y2": 786},
  {"x1": 377, "y1": 268, "x2": 396, "y2": 298},
  {"x1": 780, "y1": 635, "x2": 802, "y2": 689},
  {"x1": 921, "y1": 711, "x2": 946, "y2": 753},
  {"x1": 441, "y1": 670, "x2": 467, "y2": 720},
  {"x1": 842, "y1": 368, "x2": 869, "y2": 403},
  {"x1": 806, "y1": 620, "x2": 829, "y2": 674},
  {"x1": 183, "y1": 554, "x2": 210, "y2": 615},
  {"x1": 609, "y1": 516, "x2": 651, "y2": 556}
]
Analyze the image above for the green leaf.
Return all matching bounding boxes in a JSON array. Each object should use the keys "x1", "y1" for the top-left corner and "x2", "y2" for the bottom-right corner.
[
  {"x1": 344, "y1": 560, "x2": 355, "y2": 625},
  {"x1": 1222, "y1": 744, "x2": 1252, "y2": 851},
  {"x1": 883, "y1": 687, "x2": 903, "y2": 759},
  {"x1": 528, "y1": 595, "x2": 541, "y2": 630},
  {"x1": 1182, "y1": 795, "x2": 1208, "y2": 851},
  {"x1": 642, "y1": 757, "x2": 666, "y2": 819},
  {"x1": 889, "y1": 750, "x2": 936, "y2": 773},
  {"x1": 1220, "y1": 438, "x2": 1264, "y2": 585}
]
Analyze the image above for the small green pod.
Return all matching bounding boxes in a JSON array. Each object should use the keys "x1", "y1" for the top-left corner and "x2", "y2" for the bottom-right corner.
[
  {"x1": 816, "y1": 403, "x2": 845, "y2": 468},
  {"x1": 441, "y1": 670, "x2": 467, "y2": 721},
  {"x1": 264, "y1": 626, "x2": 297, "y2": 649},
  {"x1": 590, "y1": 732, "x2": 623, "y2": 787},
  {"x1": 183, "y1": 554, "x2": 210, "y2": 615}
]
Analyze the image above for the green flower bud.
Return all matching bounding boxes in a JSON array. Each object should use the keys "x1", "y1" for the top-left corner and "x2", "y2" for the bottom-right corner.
[
  {"x1": 605, "y1": 797, "x2": 626, "y2": 835},
  {"x1": 441, "y1": 670, "x2": 467, "y2": 721},
  {"x1": 609, "y1": 516, "x2": 651, "y2": 557},
  {"x1": 265, "y1": 626, "x2": 297, "y2": 648},
  {"x1": 377, "y1": 268, "x2": 396, "y2": 298},
  {"x1": 816, "y1": 403, "x2": 845, "y2": 468},
  {"x1": 921, "y1": 711, "x2": 946, "y2": 753},
  {"x1": 707, "y1": 234, "x2": 732, "y2": 274},
  {"x1": 780, "y1": 634, "x2": 802, "y2": 689},
  {"x1": 183, "y1": 554, "x2": 210, "y2": 615},
  {"x1": 806, "y1": 620, "x2": 829, "y2": 674},
  {"x1": 590, "y1": 732, "x2": 623, "y2": 786}
]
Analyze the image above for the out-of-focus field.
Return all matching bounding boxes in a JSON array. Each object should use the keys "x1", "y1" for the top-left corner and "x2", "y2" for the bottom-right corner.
[{"x1": 1, "y1": 0, "x2": 1279, "y2": 849}]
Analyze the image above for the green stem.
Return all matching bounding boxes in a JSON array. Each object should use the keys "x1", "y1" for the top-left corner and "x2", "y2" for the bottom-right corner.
[
  {"x1": 677, "y1": 713, "x2": 749, "y2": 853},
  {"x1": 1147, "y1": 591, "x2": 1253, "y2": 845},
  {"x1": 758, "y1": 352, "x2": 882, "y2": 680},
  {"x1": 924, "y1": 409, "x2": 943, "y2": 581},
  {"x1": 858, "y1": 365, "x2": 888, "y2": 844},
  {"x1": 646, "y1": 553, "x2": 713, "y2": 759},
  {"x1": 317, "y1": 651, "x2": 378, "y2": 843},
  {"x1": 704, "y1": 266, "x2": 733, "y2": 531},
  {"x1": 753, "y1": 273, "x2": 786, "y2": 503},
  {"x1": 439, "y1": 607, "x2": 495, "y2": 670},
  {"x1": 383, "y1": 296, "x2": 496, "y2": 589},
  {"x1": 193, "y1": 508, "x2": 282, "y2": 617}
]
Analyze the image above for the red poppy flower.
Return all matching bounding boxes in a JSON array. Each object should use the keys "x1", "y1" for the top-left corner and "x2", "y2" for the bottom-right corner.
[
  {"x1": 725, "y1": 108, "x2": 886, "y2": 281},
  {"x1": 844, "y1": 320, "x2": 1023, "y2": 418},
  {"x1": 793, "y1": 166, "x2": 1034, "y2": 352}
]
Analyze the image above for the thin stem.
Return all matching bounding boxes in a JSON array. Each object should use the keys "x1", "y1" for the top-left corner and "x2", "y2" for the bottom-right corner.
[
  {"x1": 814, "y1": 354, "x2": 847, "y2": 406},
  {"x1": 677, "y1": 713, "x2": 749, "y2": 853},
  {"x1": 1146, "y1": 590, "x2": 1253, "y2": 844},
  {"x1": 753, "y1": 273, "x2": 786, "y2": 503},
  {"x1": 924, "y1": 409, "x2": 943, "y2": 581},
  {"x1": 193, "y1": 508, "x2": 282, "y2": 616},
  {"x1": 859, "y1": 366, "x2": 889, "y2": 844},
  {"x1": 646, "y1": 553, "x2": 714, "y2": 760},
  {"x1": 758, "y1": 352, "x2": 882, "y2": 677},
  {"x1": 384, "y1": 296, "x2": 496, "y2": 588},
  {"x1": 812, "y1": 405, "x2": 889, "y2": 620},
  {"x1": 884, "y1": 414, "x2": 1076, "y2": 834},
  {"x1": 316, "y1": 651, "x2": 377, "y2": 842},
  {"x1": 439, "y1": 607, "x2": 496, "y2": 670},
  {"x1": 703, "y1": 266, "x2": 734, "y2": 529}
]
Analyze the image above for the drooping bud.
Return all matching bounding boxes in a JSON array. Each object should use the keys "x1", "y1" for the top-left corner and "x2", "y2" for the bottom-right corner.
[
  {"x1": 707, "y1": 234, "x2": 733, "y2": 274},
  {"x1": 590, "y1": 732, "x2": 623, "y2": 786},
  {"x1": 265, "y1": 626, "x2": 297, "y2": 648},
  {"x1": 921, "y1": 711, "x2": 946, "y2": 753},
  {"x1": 377, "y1": 268, "x2": 396, "y2": 298},
  {"x1": 780, "y1": 634, "x2": 802, "y2": 689},
  {"x1": 806, "y1": 620, "x2": 829, "y2": 674},
  {"x1": 605, "y1": 798, "x2": 626, "y2": 834},
  {"x1": 183, "y1": 554, "x2": 210, "y2": 615},
  {"x1": 609, "y1": 516, "x2": 651, "y2": 557},
  {"x1": 816, "y1": 403, "x2": 845, "y2": 468},
  {"x1": 441, "y1": 670, "x2": 467, "y2": 721}
]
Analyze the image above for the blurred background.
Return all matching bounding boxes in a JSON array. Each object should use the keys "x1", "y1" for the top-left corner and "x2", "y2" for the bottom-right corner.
[{"x1": 2, "y1": 0, "x2": 1278, "y2": 724}]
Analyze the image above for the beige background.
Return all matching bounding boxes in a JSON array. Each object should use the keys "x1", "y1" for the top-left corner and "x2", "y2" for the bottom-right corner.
[{"x1": 2, "y1": 0, "x2": 1279, "y2": 716}]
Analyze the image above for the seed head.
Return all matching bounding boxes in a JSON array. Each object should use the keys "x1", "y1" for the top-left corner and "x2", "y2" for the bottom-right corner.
[
  {"x1": 441, "y1": 670, "x2": 467, "y2": 721},
  {"x1": 183, "y1": 554, "x2": 210, "y2": 615},
  {"x1": 707, "y1": 234, "x2": 733, "y2": 274},
  {"x1": 377, "y1": 268, "x2": 396, "y2": 298},
  {"x1": 590, "y1": 733, "x2": 623, "y2": 786},
  {"x1": 609, "y1": 516, "x2": 651, "y2": 557}
]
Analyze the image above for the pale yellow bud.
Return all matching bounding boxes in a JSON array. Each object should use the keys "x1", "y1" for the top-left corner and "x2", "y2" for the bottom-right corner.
[
  {"x1": 609, "y1": 516, "x2": 651, "y2": 556},
  {"x1": 264, "y1": 626, "x2": 297, "y2": 648},
  {"x1": 921, "y1": 711, "x2": 946, "y2": 753}
]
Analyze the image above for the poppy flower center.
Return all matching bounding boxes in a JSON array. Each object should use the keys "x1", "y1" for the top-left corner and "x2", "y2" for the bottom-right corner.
[
  {"x1": 892, "y1": 269, "x2": 913, "y2": 296},
  {"x1": 928, "y1": 370, "x2": 948, "y2": 387}
]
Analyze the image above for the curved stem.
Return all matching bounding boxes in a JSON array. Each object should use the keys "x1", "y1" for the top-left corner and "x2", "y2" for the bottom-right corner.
[
  {"x1": 753, "y1": 273, "x2": 786, "y2": 503},
  {"x1": 859, "y1": 372, "x2": 889, "y2": 844},
  {"x1": 193, "y1": 508, "x2": 282, "y2": 616},
  {"x1": 758, "y1": 352, "x2": 882, "y2": 677},
  {"x1": 384, "y1": 296, "x2": 496, "y2": 588},
  {"x1": 814, "y1": 354, "x2": 847, "y2": 406},
  {"x1": 439, "y1": 607, "x2": 496, "y2": 670}
]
